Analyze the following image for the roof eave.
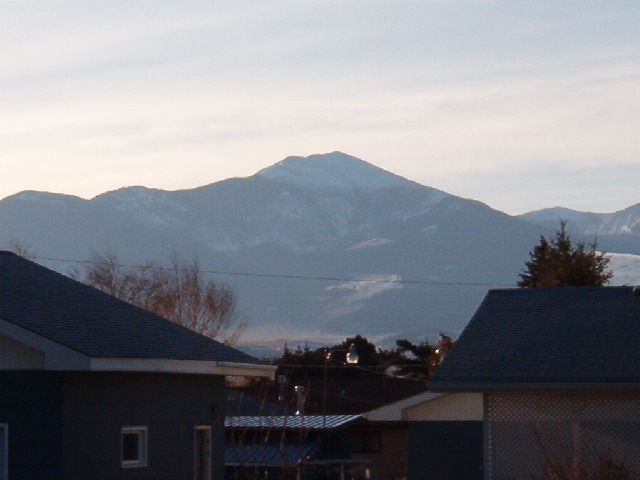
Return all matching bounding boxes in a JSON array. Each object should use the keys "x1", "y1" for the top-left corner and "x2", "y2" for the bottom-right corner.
[
  {"x1": 90, "y1": 358, "x2": 275, "y2": 378},
  {"x1": 429, "y1": 381, "x2": 640, "y2": 393}
]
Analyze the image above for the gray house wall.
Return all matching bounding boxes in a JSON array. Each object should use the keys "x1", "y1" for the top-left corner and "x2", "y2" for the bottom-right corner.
[
  {"x1": 0, "y1": 371, "x2": 225, "y2": 480},
  {"x1": 0, "y1": 371, "x2": 64, "y2": 479},
  {"x1": 407, "y1": 421, "x2": 482, "y2": 480}
]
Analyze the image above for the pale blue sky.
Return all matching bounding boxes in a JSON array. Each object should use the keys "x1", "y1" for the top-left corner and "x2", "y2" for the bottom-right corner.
[{"x1": 2, "y1": 1, "x2": 639, "y2": 214}]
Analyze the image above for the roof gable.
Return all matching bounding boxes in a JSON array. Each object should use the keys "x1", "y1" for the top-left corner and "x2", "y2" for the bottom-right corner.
[
  {"x1": 0, "y1": 252, "x2": 261, "y2": 366},
  {"x1": 430, "y1": 286, "x2": 640, "y2": 391}
]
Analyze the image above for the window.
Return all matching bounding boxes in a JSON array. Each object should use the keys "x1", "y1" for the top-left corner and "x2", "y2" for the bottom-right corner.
[
  {"x1": 121, "y1": 427, "x2": 147, "y2": 468},
  {"x1": 352, "y1": 430, "x2": 382, "y2": 453}
]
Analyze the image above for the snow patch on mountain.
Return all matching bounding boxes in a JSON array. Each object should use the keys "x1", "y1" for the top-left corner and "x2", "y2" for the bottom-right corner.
[
  {"x1": 518, "y1": 204, "x2": 640, "y2": 235},
  {"x1": 327, "y1": 274, "x2": 402, "y2": 302},
  {"x1": 519, "y1": 206, "x2": 601, "y2": 225},
  {"x1": 244, "y1": 232, "x2": 319, "y2": 253},
  {"x1": 608, "y1": 253, "x2": 640, "y2": 286},
  {"x1": 392, "y1": 201, "x2": 439, "y2": 221},
  {"x1": 207, "y1": 241, "x2": 241, "y2": 253},
  {"x1": 315, "y1": 194, "x2": 355, "y2": 236},
  {"x1": 421, "y1": 225, "x2": 439, "y2": 236},
  {"x1": 205, "y1": 230, "x2": 241, "y2": 252},
  {"x1": 11, "y1": 190, "x2": 82, "y2": 206},
  {"x1": 269, "y1": 191, "x2": 313, "y2": 220},
  {"x1": 597, "y1": 204, "x2": 640, "y2": 235},
  {"x1": 349, "y1": 238, "x2": 393, "y2": 250},
  {"x1": 256, "y1": 152, "x2": 412, "y2": 190},
  {"x1": 95, "y1": 186, "x2": 188, "y2": 227}
]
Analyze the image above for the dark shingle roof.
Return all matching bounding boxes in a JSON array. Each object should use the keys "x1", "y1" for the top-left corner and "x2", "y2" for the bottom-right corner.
[
  {"x1": 430, "y1": 286, "x2": 640, "y2": 391},
  {"x1": 0, "y1": 251, "x2": 260, "y2": 364}
]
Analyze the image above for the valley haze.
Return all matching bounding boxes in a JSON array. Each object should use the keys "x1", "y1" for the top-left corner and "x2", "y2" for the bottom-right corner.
[{"x1": 1, "y1": 152, "x2": 639, "y2": 348}]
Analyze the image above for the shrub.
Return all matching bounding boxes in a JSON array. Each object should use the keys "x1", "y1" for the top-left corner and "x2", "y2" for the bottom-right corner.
[{"x1": 532, "y1": 449, "x2": 635, "y2": 480}]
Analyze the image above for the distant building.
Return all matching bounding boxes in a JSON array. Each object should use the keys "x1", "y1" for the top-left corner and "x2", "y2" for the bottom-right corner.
[
  {"x1": 225, "y1": 414, "x2": 363, "y2": 480},
  {"x1": 354, "y1": 391, "x2": 483, "y2": 480},
  {"x1": 225, "y1": 367, "x2": 428, "y2": 480}
]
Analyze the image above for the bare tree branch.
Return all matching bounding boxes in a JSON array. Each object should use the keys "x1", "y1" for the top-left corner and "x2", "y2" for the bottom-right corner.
[{"x1": 76, "y1": 253, "x2": 246, "y2": 344}]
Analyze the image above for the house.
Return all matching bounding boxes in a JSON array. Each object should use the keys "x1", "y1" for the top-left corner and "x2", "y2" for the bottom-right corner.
[
  {"x1": 354, "y1": 391, "x2": 483, "y2": 480},
  {"x1": 232, "y1": 366, "x2": 428, "y2": 415},
  {"x1": 0, "y1": 251, "x2": 274, "y2": 480},
  {"x1": 225, "y1": 368, "x2": 428, "y2": 480},
  {"x1": 429, "y1": 286, "x2": 640, "y2": 480}
]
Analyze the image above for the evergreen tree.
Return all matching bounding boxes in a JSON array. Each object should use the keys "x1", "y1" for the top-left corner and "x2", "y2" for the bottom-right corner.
[
  {"x1": 387, "y1": 338, "x2": 434, "y2": 378},
  {"x1": 277, "y1": 335, "x2": 380, "y2": 368},
  {"x1": 518, "y1": 221, "x2": 613, "y2": 288}
]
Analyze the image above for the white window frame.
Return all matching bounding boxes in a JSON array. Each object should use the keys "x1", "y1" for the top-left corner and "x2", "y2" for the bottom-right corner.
[
  {"x1": 0, "y1": 424, "x2": 7, "y2": 480},
  {"x1": 121, "y1": 426, "x2": 148, "y2": 468}
]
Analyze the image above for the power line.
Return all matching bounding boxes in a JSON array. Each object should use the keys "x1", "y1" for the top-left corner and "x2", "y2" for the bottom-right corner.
[
  {"x1": 29, "y1": 254, "x2": 516, "y2": 288},
  {"x1": 277, "y1": 363, "x2": 433, "y2": 383}
]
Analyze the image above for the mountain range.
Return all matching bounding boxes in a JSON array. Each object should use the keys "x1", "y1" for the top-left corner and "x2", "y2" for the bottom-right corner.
[{"x1": 1, "y1": 152, "x2": 639, "y2": 346}]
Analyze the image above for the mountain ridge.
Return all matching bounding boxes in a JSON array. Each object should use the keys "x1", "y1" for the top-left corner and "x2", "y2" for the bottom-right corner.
[
  {"x1": 1, "y1": 152, "x2": 638, "y2": 344},
  {"x1": 256, "y1": 151, "x2": 419, "y2": 190},
  {"x1": 519, "y1": 203, "x2": 640, "y2": 236}
]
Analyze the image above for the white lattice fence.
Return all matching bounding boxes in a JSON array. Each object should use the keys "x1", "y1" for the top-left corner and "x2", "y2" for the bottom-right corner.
[{"x1": 486, "y1": 392, "x2": 640, "y2": 480}]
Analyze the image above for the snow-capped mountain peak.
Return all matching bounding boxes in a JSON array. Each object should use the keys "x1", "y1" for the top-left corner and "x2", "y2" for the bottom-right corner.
[{"x1": 256, "y1": 152, "x2": 413, "y2": 190}]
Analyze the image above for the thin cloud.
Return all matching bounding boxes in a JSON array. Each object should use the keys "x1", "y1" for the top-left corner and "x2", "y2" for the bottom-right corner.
[{"x1": 1, "y1": 2, "x2": 639, "y2": 213}]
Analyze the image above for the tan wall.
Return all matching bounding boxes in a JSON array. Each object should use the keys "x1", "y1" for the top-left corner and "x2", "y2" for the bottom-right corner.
[
  {"x1": 364, "y1": 392, "x2": 440, "y2": 422},
  {"x1": 404, "y1": 392, "x2": 483, "y2": 421},
  {"x1": 0, "y1": 334, "x2": 45, "y2": 369}
]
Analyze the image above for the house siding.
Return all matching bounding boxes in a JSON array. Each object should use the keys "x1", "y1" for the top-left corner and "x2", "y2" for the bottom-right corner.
[
  {"x1": 0, "y1": 371, "x2": 64, "y2": 479},
  {"x1": 404, "y1": 393, "x2": 483, "y2": 421},
  {"x1": 352, "y1": 425, "x2": 407, "y2": 479},
  {"x1": 407, "y1": 421, "x2": 482, "y2": 480},
  {"x1": 0, "y1": 371, "x2": 225, "y2": 480},
  {"x1": 62, "y1": 371, "x2": 225, "y2": 480}
]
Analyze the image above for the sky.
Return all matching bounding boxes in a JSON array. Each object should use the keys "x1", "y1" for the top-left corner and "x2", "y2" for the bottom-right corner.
[{"x1": 1, "y1": 1, "x2": 639, "y2": 215}]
